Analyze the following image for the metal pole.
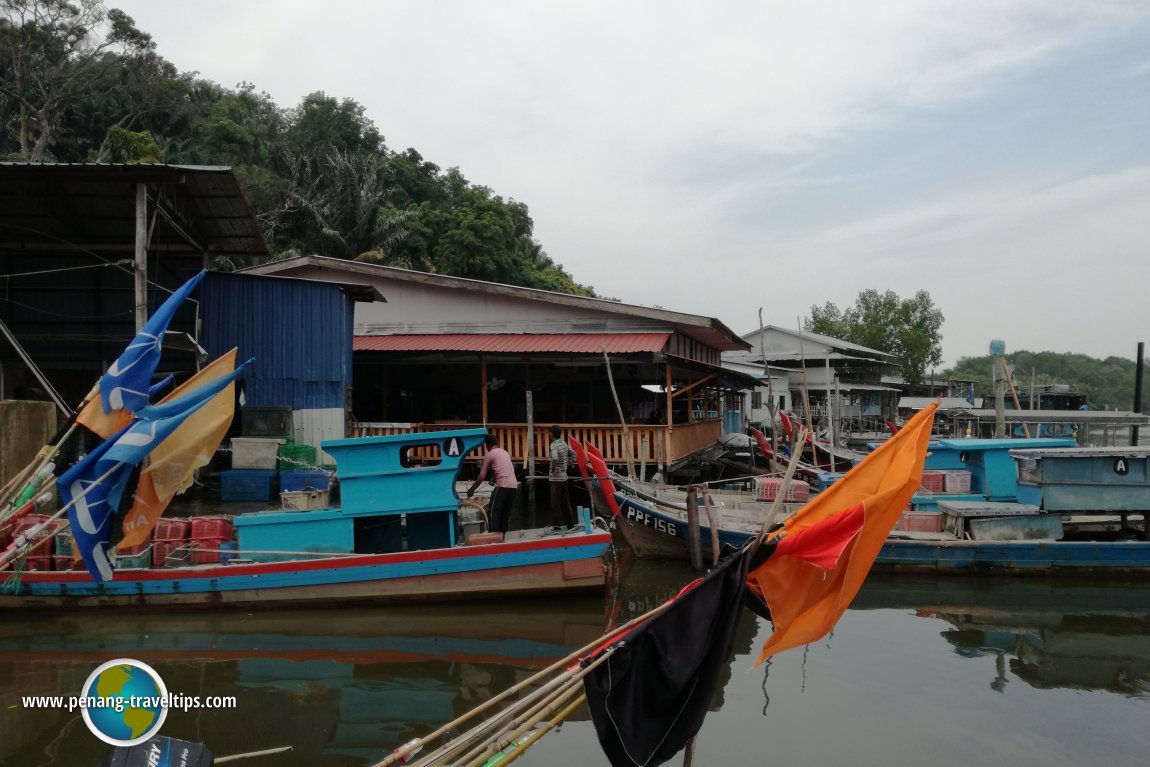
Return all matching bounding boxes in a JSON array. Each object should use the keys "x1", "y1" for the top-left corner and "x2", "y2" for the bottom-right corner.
[
  {"x1": 134, "y1": 183, "x2": 148, "y2": 333},
  {"x1": 1133, "y1": 342, "x2": 1144, "y2": 447}
]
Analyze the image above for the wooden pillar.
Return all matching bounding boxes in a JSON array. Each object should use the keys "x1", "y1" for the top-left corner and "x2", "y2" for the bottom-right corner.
[
  {"x1": 664, "y1": 364, "x2": 673, "y2": 428},
  {"x1": 480, "y1": 359, "x2": 488, "y2": 425},
  {"x1": 134, "y1": 183, "x2": 148, "y2": 333}
]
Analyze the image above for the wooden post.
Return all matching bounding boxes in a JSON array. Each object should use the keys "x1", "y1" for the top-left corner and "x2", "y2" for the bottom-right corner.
[
  {"x1": 665, "y1": 363, "x2": 673, "y2": 429},
  {"x1": 134, "y1": 183, "x2": 148, "y2": 333},
  {"x1": 480, "y1": 360, "x2": 488, "y2": 425},
  {"x1": 526, "y1": 389, "x2": 536, "y2": 520},
  {"x1": 993, "y1": 356, "x2": 1006, "y2": 439},
  {"x1": 655, "y1": 428, "x2": 664, "y2": 484},
  {"x1": 640, "y1": 435, "x2": 648, "y2": 482},
  {"x1": 685, "y1": 486, "x2": 702, "y2": 571},
  {"x1": 701, "y1": 487, "x2": 720, "y2": 566}
]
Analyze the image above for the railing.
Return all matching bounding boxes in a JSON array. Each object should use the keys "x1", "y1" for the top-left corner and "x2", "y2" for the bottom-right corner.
[{"x1": 351, "y1": 421, "x2": 722, "y2": 466}]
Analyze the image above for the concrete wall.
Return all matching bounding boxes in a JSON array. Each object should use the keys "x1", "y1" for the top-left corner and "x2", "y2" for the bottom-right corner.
[{"x1": 0, "y1": 401, "x2": 56, "y2": 487}]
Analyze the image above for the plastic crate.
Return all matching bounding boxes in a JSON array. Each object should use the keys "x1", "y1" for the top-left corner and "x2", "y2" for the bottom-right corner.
[
  {"x1": 114, "y1": 545, "x2": 152, "y2": 569},
  {"x1": 153, "y1": 518, "x2": 191, "y2": 542},
  {"x1": 278, "y1": 443, "x2": 317, "y2": 472},
  {"x1": 55, "y1": 531, "x2": 74, "y2": 557},
  {"x1": 943, "y1": 470, "x2": 972, "y2": 493},
  {"x1": 22, "y1": 555, "x2": 52, "y2": 571},
  {"x1": 898, "y1": 511, "x2": 943, "y2": 533},
  {"x1": 757, "y1": 477, "x2": 811, "y2": 503},
  {"x1": 188, "y1": 537, "x2": 229, "y2": 565},
  {"x1": 241, "y1": 405, "x2": 292, "y2": 437},
  {"x1": 153, "y1": 540, "x2": 190, "y2": 567},
  {"x1": 190, "y1": 516, "x2": 235, "y2": 539},
  {"x1": 220, "y1": 469, "x2": 277, "y2": 502},
  {"x1": 920, "y1": 470, "x2": 946, "y2": 494},
  {"x1": 231, "y1": 437, "x2": 287, "y2": 470},
  {"x1": 279, "y1": 469, "x2": 331, "y2": 492},
  {"x1": 52, "y1": 555, "x2": 86, "y2": 572}
]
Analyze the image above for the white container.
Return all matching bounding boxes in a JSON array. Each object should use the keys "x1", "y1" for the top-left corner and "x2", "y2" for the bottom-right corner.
[
  {"x1": 231, "y1": 437, "x2": 286, "y2": 470},
  {"x1": 281, "y1": 489, "x2": 331, "y2": 511}
]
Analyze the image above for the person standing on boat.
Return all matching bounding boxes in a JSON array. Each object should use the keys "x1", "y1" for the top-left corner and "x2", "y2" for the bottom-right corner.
[
  {"x1": 466, "y1": 434, "x2": 518, "y2": 534},
  {"x1": 548, "y1": 424, "x2": 577, "y2": 529}
]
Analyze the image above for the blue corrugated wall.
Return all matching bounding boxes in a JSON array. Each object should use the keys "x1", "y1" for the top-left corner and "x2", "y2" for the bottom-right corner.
[{"x1": 199, "y1": 272, "x2": 353, "y2": 410}]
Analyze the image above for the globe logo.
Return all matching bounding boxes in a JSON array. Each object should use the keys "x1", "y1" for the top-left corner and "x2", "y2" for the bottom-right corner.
[{"x1": 80, "y1": 659, "x2": 169, "y2": 746}]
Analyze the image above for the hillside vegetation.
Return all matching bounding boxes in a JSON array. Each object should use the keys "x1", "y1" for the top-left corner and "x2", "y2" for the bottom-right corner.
[{"x1": 947, "y1": 350, "x2": 1147, "y2": 412}]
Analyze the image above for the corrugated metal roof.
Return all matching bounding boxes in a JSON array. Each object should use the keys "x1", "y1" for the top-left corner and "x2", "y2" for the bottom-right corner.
[{"x1": 353, "y1": 333, "x2": 671, "y2": 354}]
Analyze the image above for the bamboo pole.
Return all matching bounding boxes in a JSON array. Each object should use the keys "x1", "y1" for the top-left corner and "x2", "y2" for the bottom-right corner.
[
  {"x1": 999, "y1": 357, "x2": 1029, "y2": 437},
  {"x1": 496, "y1": 692, "x2": 587, "y2": 766},
  {"x1": 374, "y1": 601, "x2": 676, "y2": 767},
  {"x1": 215, "y1": 746, "x2": 294, "y2": 763},
  {"x1": 700, "y1": 486, "x2": 720, "y2": 566},
  {"x1": 601, "y1": 344, "x2": 635, "y2": 479},
  {"x1": 750, "y1": 427, "x2": 808, "y2": 554},
  {"x1": 686, "y1": 486, "x2": 702, "y2": 571}
]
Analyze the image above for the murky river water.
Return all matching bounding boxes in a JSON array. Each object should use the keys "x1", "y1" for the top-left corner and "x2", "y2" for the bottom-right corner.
[{"x1": 2, "y1": 557, "x2": 1148, "y2": 766}]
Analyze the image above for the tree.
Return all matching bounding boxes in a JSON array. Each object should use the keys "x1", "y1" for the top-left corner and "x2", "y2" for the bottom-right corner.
[
  {"x1": 0, "y1": 0, "x2": 156, "y2": 160},
  {"x1": 806, "y1": 289, "x2": 944, "y2": 386}
]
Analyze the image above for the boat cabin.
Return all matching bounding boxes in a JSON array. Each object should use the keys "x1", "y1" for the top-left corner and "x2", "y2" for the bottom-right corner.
[{"x1": 234, "y1": 428, "x2": 488, "y2": 560}]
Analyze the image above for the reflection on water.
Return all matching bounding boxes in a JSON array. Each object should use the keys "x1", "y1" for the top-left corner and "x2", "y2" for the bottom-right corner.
[
  {"x1": 2, "y1": 561, "x2": 1149, "y2": 766},
  {"x1": 854, "y1": 574, "x2": 1150, "y2": 697}
]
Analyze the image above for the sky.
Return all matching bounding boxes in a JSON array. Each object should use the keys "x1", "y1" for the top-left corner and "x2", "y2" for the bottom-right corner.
[{"x1": 114, "y1": 0, "x2": 1150, "y2": 368}]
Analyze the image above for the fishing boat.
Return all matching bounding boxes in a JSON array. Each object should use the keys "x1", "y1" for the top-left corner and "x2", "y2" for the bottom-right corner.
[
  {"x1": 0, "y1": 428, "x2": 613, "y2": 608},
  {"x1": 877, "y1": 441, "x2": 1150, "y2": 574}
]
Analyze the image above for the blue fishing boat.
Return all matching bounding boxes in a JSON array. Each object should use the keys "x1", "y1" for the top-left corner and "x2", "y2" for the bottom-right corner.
[
  {"x1": 1, "y1": 428, "x2": 613, "y2": 607},
  {"x1": 878, "y1": 440, "x2": 1150, "y2": 574}
]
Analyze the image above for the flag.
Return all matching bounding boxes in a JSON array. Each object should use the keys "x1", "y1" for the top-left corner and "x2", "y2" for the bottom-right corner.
[
  {"x1": 118, "y1": 350, "x2": 239, "y2": 549},
  {"x1": 746, "y1": 402, "x2": 937, "y2": 665},
  {"x1": 78, "y1": 375, "x2": 175, "y2": 439},
  {"x1": 583, "y1": 546, "x2": 752, "y2": 767},
  {"x1": 98, "y1": 270, "x2": 206, "y2": 415},
  {"x1": 63, "y1": 358, "x2": 250, "y2": 581},
  {"x1": 966, "y1": 386, "x2": 975, "y2": 406}
]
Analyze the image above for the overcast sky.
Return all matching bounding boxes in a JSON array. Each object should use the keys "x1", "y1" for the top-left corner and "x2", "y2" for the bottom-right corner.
[{"x1": 115, "y1": 0, "x2": 1150, "y2": 368}]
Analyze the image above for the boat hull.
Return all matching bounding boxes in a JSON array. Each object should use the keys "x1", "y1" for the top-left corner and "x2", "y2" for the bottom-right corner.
[
  {"x1": 874, "y1": 539, "x2": 1150, "y2": 575},
  {"x1": 0, "y1": 532, "x2": 613, "y2": 608}
]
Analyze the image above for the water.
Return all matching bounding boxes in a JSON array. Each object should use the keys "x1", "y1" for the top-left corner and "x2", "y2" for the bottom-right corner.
[{"x1": 2, "y1": 559, "x2": 1148, "y2": 766}]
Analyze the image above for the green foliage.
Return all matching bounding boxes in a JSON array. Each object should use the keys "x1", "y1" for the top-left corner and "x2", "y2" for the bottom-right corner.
[
  {"x1": 0, "y1": 0, "x2": 596, "y2": 298},
  {"x1": 946, "y1": 350, "x2": 1147, "y2": 412},
  {"x1": 806, "y1": 289, "x2": 944, "y2": 386},
  {"x1": 100, "y1": 125, "x2": 162, "y2": 162}
]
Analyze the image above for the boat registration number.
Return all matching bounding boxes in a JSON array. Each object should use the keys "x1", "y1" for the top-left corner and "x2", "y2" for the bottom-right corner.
[{"x1": 625, "y1": 507, "x2": 679, "y2": 536}]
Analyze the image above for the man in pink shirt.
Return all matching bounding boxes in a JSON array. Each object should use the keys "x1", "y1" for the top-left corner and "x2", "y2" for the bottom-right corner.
[{"x1": 466, "y1": 434, "x2": 518, "y2": 534}]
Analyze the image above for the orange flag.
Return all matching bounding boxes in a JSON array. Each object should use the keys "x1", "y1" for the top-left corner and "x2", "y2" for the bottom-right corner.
[
  {"x1": 747, "y1": 401, "x2": 938, "y2": 665},
  {"x1": 76, "y1": 389, "x2": 132, "y2": 439},
  {"x1": 116, "y1": 349, "x2": 239, "y2": 550}
]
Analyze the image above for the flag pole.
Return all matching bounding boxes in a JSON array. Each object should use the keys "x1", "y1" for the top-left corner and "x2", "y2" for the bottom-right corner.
[
  {"x1": 0, "y1": 462, "x2": 125, "y2": 571},
  {"x1": 750, "y1": 426, "x2": 808, "y2": 555}
]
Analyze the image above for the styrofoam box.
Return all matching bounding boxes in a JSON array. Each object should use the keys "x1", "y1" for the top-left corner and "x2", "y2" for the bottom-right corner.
[
  {"x1": 280, "y1": 489, "x2": 331, "y2": 511},
  {"x1": 231, "y1": 437, "x2": 287, "y2": 470}
]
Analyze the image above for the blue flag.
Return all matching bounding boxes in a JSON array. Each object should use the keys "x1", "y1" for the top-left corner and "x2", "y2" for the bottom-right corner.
[
  {"x1": 99, "y1": 270, "x2": 206, "y2": 414},
  {"x1": 65, "y1": 358, "x2": 251, "y2": 581},
  {"x1": 966, "y1": 386, "x2": 975, "y2": 406}
]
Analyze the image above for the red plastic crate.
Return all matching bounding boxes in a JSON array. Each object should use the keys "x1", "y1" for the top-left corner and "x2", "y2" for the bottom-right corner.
[
  {"x1": 154, "y1": 518, "x2": 191, "y2": 542},
  {"x1": 190, "y1": 516, "x2": 234, "y2": 540},
  {"x1": 898, "y1": 511, "x2": 943, "y2": 533},
  {"x1": 153, "y1": 540, "x2": 190, "y2": 567},
  {"x1": 115, "y1": 541, "x2": 151, "y2": 557},
  {"x1": 22, "y1": 555, "x2": 52, "y2": 571},
  {"x1": 757, "y1": 477, "x2": 811, "y2": 503},
  {"x1": 52, "y1": 555, "x2": 87, "y2": 572},
  {"x1": 188, "y1": 537, "x2": 229, "y2": 565},
  {"x1": 919, "y1": 470, "x2": 946, "y2": 493},
  {"x1": 15, "y1": 516, "x2": 62, "y2": 540}
]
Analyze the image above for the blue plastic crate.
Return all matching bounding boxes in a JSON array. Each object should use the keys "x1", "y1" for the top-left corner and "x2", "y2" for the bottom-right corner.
[
  {"x1": 279, "y1": 469, "x2": 331, "y2": 493},
  {"x1": 220, "y1": 469, "x2": 278, "y2": 502}
]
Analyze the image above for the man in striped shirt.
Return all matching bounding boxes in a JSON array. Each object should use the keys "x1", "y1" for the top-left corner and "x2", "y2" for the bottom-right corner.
[{"x1": 548, "y1": 424, "x2": 576, "y2": 529}]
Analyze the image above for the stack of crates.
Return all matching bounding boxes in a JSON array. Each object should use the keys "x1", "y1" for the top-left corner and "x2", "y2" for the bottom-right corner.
[
  {"x1": 920, "y1": 470, "x2": 947, "y2": 494},
  {"x1": 188, "y1": 516, "x2": 235, "y2": 565},
  {"x1": 756, "y1": 476, "x2": 811, "y2": 503},
  {"x1": 114, "y1": 540, "x2": 153, "y2": 569},
  {"x1": 15, "y1": 514, "x2": 60, "y2": 571},
  {"x1": 153, "y1": 518, "x2": 191, "y2": 567}
]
